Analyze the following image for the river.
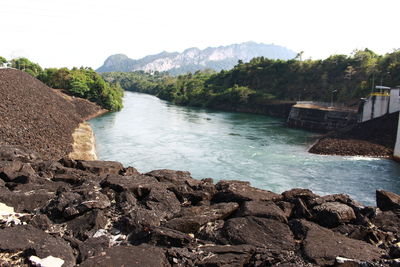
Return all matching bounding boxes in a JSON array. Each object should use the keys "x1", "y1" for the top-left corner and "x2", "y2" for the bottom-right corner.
[{"x1": 90, "y1": 91, "x2": 400, "y2": 205}]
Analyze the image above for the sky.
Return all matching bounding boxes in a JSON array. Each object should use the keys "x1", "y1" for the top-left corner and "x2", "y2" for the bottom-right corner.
[{"x1": 1, "y1": 0, "x2": 399, "y2": 69}]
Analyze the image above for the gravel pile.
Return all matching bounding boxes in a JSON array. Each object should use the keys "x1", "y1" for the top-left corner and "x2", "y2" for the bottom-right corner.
[
  {"x1": 309, "y1": 112, "x2": 398, "y2": 157},
  {"x1": 0, "y1": 69, "x2": 104, "y2": 160}
]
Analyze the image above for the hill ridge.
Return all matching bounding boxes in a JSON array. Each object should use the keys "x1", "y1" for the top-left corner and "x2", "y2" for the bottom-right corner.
[{"x1": 97, "y1": 42, "x2": 297, "y2": 75}]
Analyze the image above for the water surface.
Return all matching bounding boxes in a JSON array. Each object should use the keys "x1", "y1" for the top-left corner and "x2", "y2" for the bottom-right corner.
[{"x1": 90, "y1": 92, "x2": 400, "y2": 205}]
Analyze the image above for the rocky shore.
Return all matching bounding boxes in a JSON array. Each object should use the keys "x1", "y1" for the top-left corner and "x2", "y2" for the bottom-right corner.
[
  {"x1": 0, "y1": 145, "x2": 400, "y2": 266},
  {"x1": 309, "y1": 112, "x2": 398, "y2": 157}
]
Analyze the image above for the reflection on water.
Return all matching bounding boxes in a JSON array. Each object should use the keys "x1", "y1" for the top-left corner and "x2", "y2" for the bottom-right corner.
[{"x1": 90, "y1": 92, "x2": 400, "y2": 205}]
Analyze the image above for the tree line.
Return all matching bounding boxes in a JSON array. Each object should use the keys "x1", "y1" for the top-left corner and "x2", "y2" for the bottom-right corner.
[
  {"x1": 0, "y1": 57, "x2": 123, "y2": 111},
  {"x1": 102, "y1": 49, "x2": 400, "y2": 111}
]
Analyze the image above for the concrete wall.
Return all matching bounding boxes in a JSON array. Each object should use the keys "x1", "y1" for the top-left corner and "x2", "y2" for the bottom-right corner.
[
  {"x1": 394, "y1": 114, "x2": 400, "y2": 161},
  {"x1": 390, "y1": 89, "x2": 400, "y2": 114},
  {"x1": 287, "y1": 106, "x2": 358, "y2": 132},
  {"x1": 361, "y1": 95, "x2": 390, "y2": 122},
  {"x1": 361, "y1": 89, "x2": 400, "y2": 122}
]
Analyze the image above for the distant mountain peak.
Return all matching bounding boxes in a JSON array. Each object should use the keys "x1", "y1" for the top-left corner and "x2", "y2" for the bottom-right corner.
[{"x1": 97, "y1": 42, "x2": 297, "y2": 75}]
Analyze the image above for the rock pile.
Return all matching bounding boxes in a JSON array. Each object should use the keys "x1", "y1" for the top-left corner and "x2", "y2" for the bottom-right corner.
[
  {"x1": 0, "y1": 145, "x2": 399, "y2": 266},
  {"x1": 0, "y1": 69, "x2": 105, "y2": 160},
  {"x1": 309, "y1": 112, "x2": 398, "y2": 157}
]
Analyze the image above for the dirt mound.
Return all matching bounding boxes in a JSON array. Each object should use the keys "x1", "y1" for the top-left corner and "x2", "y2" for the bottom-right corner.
[
  {"x1": 309, "y1": 112, "x2": 398, "y2": 157},
  {"x1": 0, "y1": 69, "x2": 105, "y2": 160}
]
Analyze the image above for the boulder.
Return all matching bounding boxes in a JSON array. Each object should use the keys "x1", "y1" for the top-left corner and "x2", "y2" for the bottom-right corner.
[
  {"x1": 290, "y1": 220, "x2": 382, "y2": 265},
  {"x1": 146, "y1": 169, "x2": 200, "y2": 188},
  {"x1": 0, "y1": 160, "x2": 36, "y2": 183},
  {"x1": 117, "y1": 207, "x2": 163, "y2": 234},
  {"x1": 79, "y1": 245, "x2": 169, "y2": 267},
  {"x1": 0, "y1": 161, "x2": 22, "y2": 180},
  {"x1": 164, "y1": 202, "x2": 238, "y2": 233},
  {"x1": 309, "y1": 194, "x2": 364, "y2": 211},
  {"x1": 290, "y1": 198, "x2": 312, "y2": 219},
  {"x1": 116, "y1": 191, "x2": 137, "y2": 213},
  {"x1": 101, "y1": 174, "x2": 159, "y2": 195},
  {"x1": 196, "y1": 245, "x2": 255, "y2": 267},
  {"x1": 143, "y1": 188, "x2": 181, "y2": 221},
  {"x1": 197, "y1": 220, "x2": 226, "y2": 243},
  {"x1": 122, "y1": 166, "x2": 140, "y2": 176},
  {"x1": 333, "y1": 224, "x2": 394, "y2": 245},
  {"x1": 276, "y1": 201, "x2": 294, "y2": 218},
  {"x1": 236, "y1": 201, "x2": 288, "y2": 223},
  {"x1": 0, "y1": 145, "x2": 40, "y2": 163},
  {"x1": 376, "y1": 190, "x2": 400, "y2": 211},
  {"x1": 221, "y1": 217, "x2": 295, "y2": 250},
  {"x1": 146, "y1": 169, "x2": 215, "y2": 206},
  {"x1": 371, "y1": 210, "x2": 400, "y2": 234},
  {"x1": 78, "y1": 236, "x2": 110, "y2": 262},
  {"x1": 0, "y1": 189, "x2": 55, "y2": 213},
  {"x1": 213, "y1": 180, "x2": 281, "y2": 203},
  {"x1": 44, "y1": 184, "x2": 110, "y2": 221},
  {"x1": 133, "y1": 226, "x2": 194, "y2": 248},
  {"x1": 51, "y1": 167, "x2": 103, "y2": 185},
  {"x1": 249, "y1": 248, "x2": 317, "y2": 267},
  {"x1": 313, "y1": 202, "x2": 356, "y2": 227},
  {"x1": 77, "y1": 160, "x2": 124, "y2": 175},
  {"x1": 29, "y1": 214, "x2": 54, "y2": 231},
  {"x1": 281, "y1": 188, "x2": 319, "y2": 202},
  {"x1": 0, "y1": 225, "x2": 75, "y2": 266},
  {"x1": 66, "y1": 209, "x2": 108, "y2": 240}
]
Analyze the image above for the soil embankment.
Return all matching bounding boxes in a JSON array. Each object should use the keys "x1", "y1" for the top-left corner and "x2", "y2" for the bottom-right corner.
[
  {"x1": 0, "y1": 69, "x2": 105, "y2": 160},
  {"x1": 309, "y1": 112, "x2": 398, "y2": 157}
]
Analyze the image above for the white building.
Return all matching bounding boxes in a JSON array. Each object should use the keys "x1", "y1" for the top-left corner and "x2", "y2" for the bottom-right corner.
[{"x1": 359, "y1": 86, "x2": 400, "y2": 122}]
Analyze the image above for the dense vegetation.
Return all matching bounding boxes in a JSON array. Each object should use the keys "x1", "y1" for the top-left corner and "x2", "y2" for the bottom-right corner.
[
  {"x1": 103, "y1": 49, "x2": 400, "y2": 110},
  {"x1": 1, "y1": 57, "x2": 123, "y2": 111}
]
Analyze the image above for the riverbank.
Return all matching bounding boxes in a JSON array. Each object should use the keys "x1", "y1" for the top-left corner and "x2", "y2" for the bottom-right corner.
[
  {"x1": 1, "y1": 145, "x2": 400, "y2": 266},
  {"x1": 69, "y1": 122, "x2": 98, "y2": 161},
  {"x1": 0, "y1": 69, "x2": 105, "y2": 160},
  {"x1": 309, "y1": 112, "x2": 398, "y2": 157}
]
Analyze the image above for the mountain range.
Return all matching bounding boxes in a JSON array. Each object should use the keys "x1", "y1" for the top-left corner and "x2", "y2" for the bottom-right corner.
[{"x1": 97, "y1": 42, "x2": 297, "y2": 75}]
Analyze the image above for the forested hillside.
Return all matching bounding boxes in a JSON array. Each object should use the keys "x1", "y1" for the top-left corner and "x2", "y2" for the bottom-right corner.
[
  {"x1": 102, "y1": 49, "x2": 400, "y2": 111},
  {"x1": 0, "y1": 57, "x2": 123, "y2": 111}
]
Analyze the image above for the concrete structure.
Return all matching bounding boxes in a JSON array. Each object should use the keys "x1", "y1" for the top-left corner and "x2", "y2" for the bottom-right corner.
[
  {"x1": 390, "y1": 88, "x2": 400, "y2": 113},
  {"x1": 394, "y1": 114, "x2": 400, "y2": 161},
  {"x1": 287, "y1": 102, "x2": 358, "y2": 132},
  {"x1": 359, "y1": 87, "x2": 400, "y2": 122}
]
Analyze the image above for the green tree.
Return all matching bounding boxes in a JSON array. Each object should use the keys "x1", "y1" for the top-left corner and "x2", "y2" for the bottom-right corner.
[
  {"x1": 0, "y1": 56, "x2": 7, "y2": 65},
  {"x1": 10, "y1": 58, "x2": 43, "y2": 77}
]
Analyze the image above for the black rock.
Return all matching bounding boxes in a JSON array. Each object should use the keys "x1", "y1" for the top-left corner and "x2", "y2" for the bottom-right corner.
[
  {"x1": 376, "y1": 190, "x2": 400, "y2": 211},
  {"x1": 213, "y1": 180, "x2": 281, "y2": 203},
  {"x1": 79, "y1": 245, "x2": 169, "y2": 267},
  {"x1": 221, "y1": 216, "x2": 295, "y2": 250}
]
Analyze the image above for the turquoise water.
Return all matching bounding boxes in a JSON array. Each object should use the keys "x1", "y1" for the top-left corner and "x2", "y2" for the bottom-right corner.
[{"x1": 90, "y1": 92, "x2": 400, "y2": 205}]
